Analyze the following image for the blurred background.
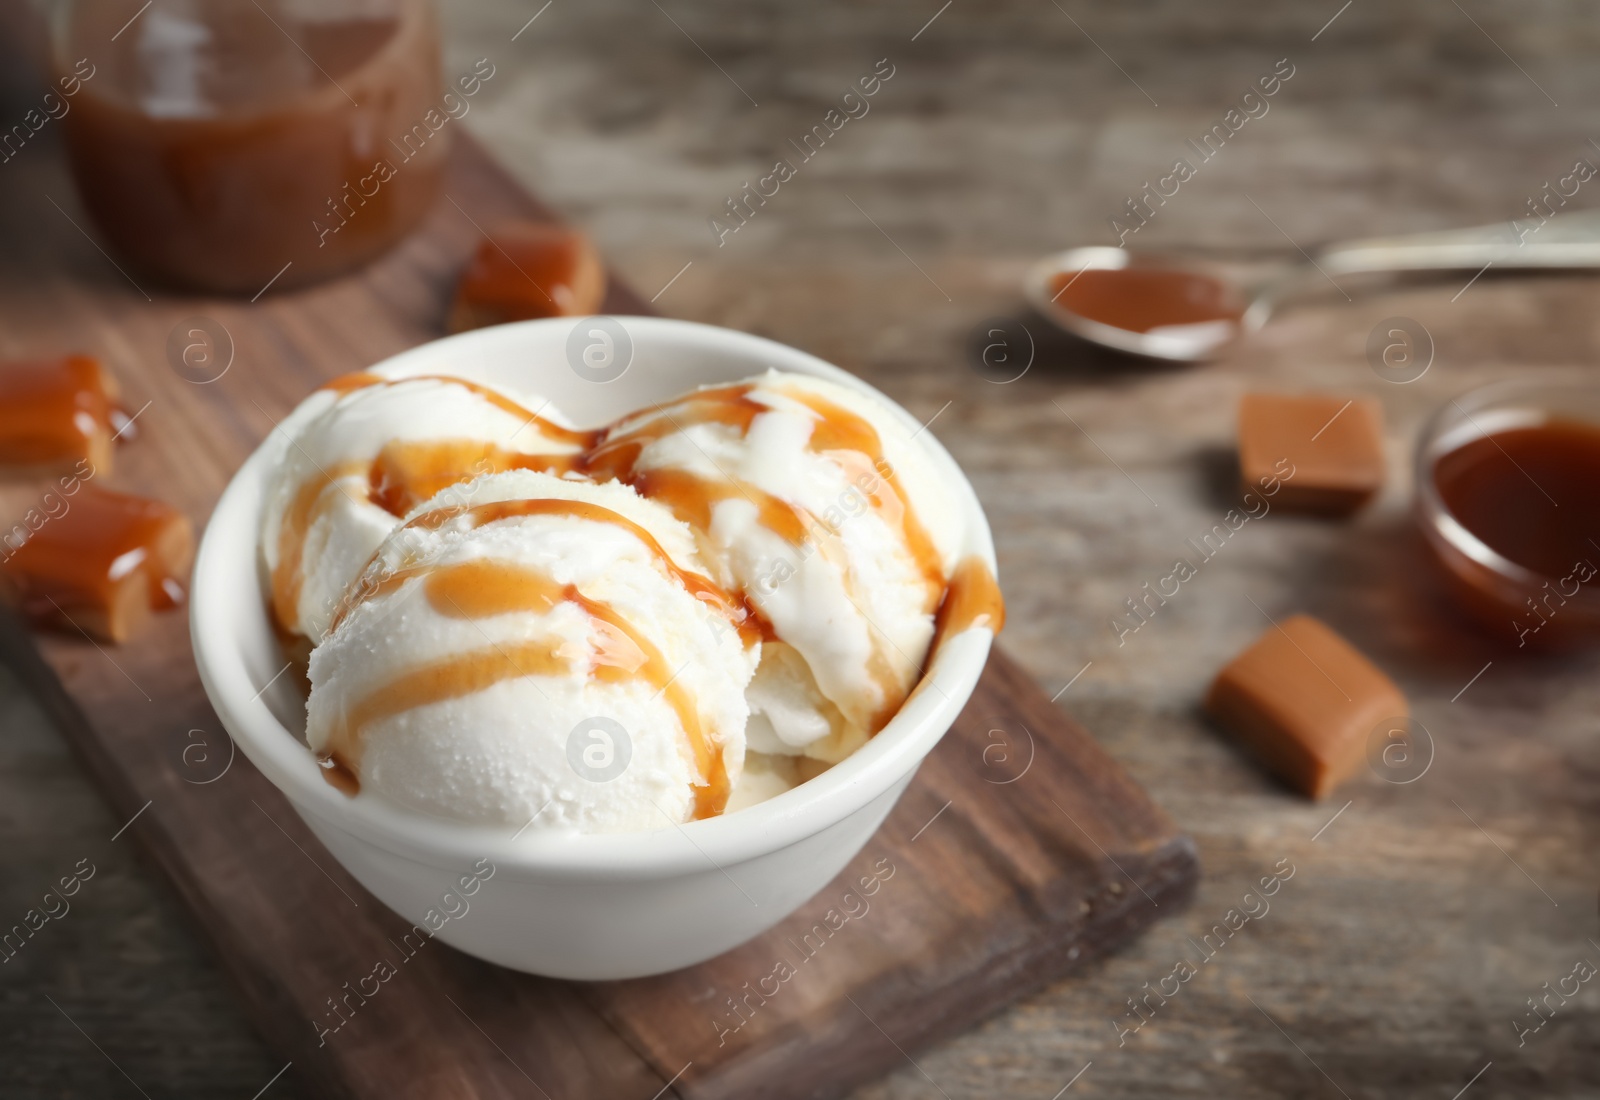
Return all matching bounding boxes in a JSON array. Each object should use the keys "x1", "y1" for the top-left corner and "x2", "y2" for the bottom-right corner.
[{"x1": 2, "y1": 1, "x2": 1598, "y2": 1097}]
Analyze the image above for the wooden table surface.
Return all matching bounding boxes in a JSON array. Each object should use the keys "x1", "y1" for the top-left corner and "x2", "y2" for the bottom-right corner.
[{"x1": 3, "y1": 1, "x2": 1598, "y2": 1097}]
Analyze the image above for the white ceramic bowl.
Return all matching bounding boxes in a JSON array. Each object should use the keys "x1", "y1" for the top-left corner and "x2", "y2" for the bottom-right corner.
[{"x1": 191, "y1": 316, "x2": 996, "y2": 979}]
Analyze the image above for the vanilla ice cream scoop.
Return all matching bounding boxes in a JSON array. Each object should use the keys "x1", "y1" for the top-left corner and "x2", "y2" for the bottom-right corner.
[
  {"x1": 261, "y1": 372, "x2": 591, "y2": 644},
  {"x1": 583, "y1": 370, "x2": 965, "y2": 762},
  {"x1": 305, "y1": 470, "x2": 760, "y2": 832}
]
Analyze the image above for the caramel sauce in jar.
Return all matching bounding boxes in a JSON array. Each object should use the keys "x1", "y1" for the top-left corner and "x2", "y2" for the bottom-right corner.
[{"x1": 55, "y1": 0, "x2": 447, "y2": 293}]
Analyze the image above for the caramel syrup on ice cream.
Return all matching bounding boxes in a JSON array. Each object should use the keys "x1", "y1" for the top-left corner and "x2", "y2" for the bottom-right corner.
[{"x1": 284, "y1": 372, "x2": 1005, "y2": 811}]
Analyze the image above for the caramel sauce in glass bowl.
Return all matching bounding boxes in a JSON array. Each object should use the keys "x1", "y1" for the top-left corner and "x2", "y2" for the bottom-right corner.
[
  {"x1": 53, "y1": 0, "x2": 445, "y2": 294},
  {"x1": 1416, "y1": 380, "x2": 1600, "y2": 648}
]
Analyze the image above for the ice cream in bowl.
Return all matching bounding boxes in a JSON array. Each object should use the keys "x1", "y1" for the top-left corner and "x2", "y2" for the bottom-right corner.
[{"x1": 192, "y1": 317, "x2": 1000, "y2": 979}]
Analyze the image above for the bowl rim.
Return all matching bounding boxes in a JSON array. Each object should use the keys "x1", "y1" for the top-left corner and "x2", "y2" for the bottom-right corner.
[
  {"x1": 1413, "y1": 375, "x2": 1600, "y2": 612},
  {"x1": 191, "y1": 316, "x2": 996, "y2": 880}
]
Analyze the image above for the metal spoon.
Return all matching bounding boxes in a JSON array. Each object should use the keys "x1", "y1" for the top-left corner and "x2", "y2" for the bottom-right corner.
[{"x1": 1024, "y1": 211, "x2": 1600, "y2": 362}]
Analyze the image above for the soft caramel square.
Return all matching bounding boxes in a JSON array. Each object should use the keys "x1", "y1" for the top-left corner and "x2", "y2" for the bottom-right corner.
[
  {"x1": 1, "y1": 487, "x2": 193, "y2": 643},
  {"x1": 0, "y1": 355, "x2": 122, "y2": 475},
  {"x1": 1205, "y1": 614, "x2": 1406, "y2": 799},
  {"x1": 449, "y1": 222, "x2": 606, "y2": 332},
  {"x1": 1238, "y1": 392, "x2": 1384, "y2": 515}
]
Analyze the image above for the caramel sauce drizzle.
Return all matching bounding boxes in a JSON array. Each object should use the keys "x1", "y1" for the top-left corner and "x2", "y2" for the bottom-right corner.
[
  {"x1": 892, "y1": 555, "x2": 1005, "y2": 721},
  {"x1": 317, "y1": 370, "x2": 599, "y2": 447},
  {"x1": 790, "y1": 390, "x2": 947, "y2": 610},
  {"x1": 273, "y1": 372, "x2": 597, "y2": 634},
  {"x1": 321, "y1": 633, "x2": 573, "y2": 801},
  {"x1": 321, "y1": 556, "x2": 730, "y2": 818},
  {"x1": 331, "y1": 497, "x2": 760, "y2": 643},
  {"x1": 432, "y1": 560, "x2": 727, "y2": 819},
  {"x1": 368, "y1": 437, "x2": 581, "y2": 517},
  {"x1": 270, "y1": 458, "x2": 364, "y2": 631},
  {"x1": 287, "y1": 378, "x2": 936, "y2": 642},
  {"x1": 581, "y1": 383, "x2": 951, "y2": 733},
  {"x1": 619, "y1": 465, "x2": 808, "y2": 547},
  {"x1": 577, "y1": 386, "x2": 811, "y2": 543},
  {"x1": 317, "y1": 371, "x2": 384, "y2": 396},
  {"x1": 293, "y1": 374, "x2": 1001, "y2": 809},
  {"x1": 930, "y1": 555, "x2": 1005, "y2": 653}
]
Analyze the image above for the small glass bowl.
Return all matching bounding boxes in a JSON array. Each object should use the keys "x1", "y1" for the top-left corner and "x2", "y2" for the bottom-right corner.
[{"x1": 1414, "y1": 378, "x2": 1600, "y2": 648}]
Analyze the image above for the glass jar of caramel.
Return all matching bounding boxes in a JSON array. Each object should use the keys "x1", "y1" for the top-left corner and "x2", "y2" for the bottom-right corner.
[{"x1": 52, "y1": 0, "x2": 446, "y2": 295}]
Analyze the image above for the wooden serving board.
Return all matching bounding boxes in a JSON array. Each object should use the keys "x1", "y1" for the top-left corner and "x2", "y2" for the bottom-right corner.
[{"x1": 0, "y1": 135, "x2": 1198, "y2": 1100}]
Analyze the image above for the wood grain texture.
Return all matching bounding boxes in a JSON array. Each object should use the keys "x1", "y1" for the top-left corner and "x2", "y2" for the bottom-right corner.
[
  {"x1": 6, "y1": 0, "x2": 1600, "y2": 1096},
  {"x1": 0, "y1": 133, "x2": 1194, "y2": 1100}
]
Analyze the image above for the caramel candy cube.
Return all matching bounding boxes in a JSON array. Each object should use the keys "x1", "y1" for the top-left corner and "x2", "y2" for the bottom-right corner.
[
  {"x1": 0, "y1": 355, "x2": 124, "y2": 475},
  {"x1": 1, "y1": 487, "x2": 194, "y2": 643},
  {"x1": 1205, "y1": 614, "x2": 1406, "y2": 799},
  {"x1": 449, "y1": 222, "x2": 607, "y2": 333},
  {"x1": 1238, "y1": 392, "x2": 1384, "y2": 515}
]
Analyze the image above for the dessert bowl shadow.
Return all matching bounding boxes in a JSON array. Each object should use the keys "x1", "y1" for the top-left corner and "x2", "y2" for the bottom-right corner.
[{"x1": 191, "y1": 316, "x2": 997, "y2": 979}]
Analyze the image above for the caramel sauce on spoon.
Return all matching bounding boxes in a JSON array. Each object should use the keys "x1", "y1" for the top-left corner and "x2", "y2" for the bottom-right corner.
[{"x1": 1047, "y1": 267, "x2": 1244, "y2": 335}]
